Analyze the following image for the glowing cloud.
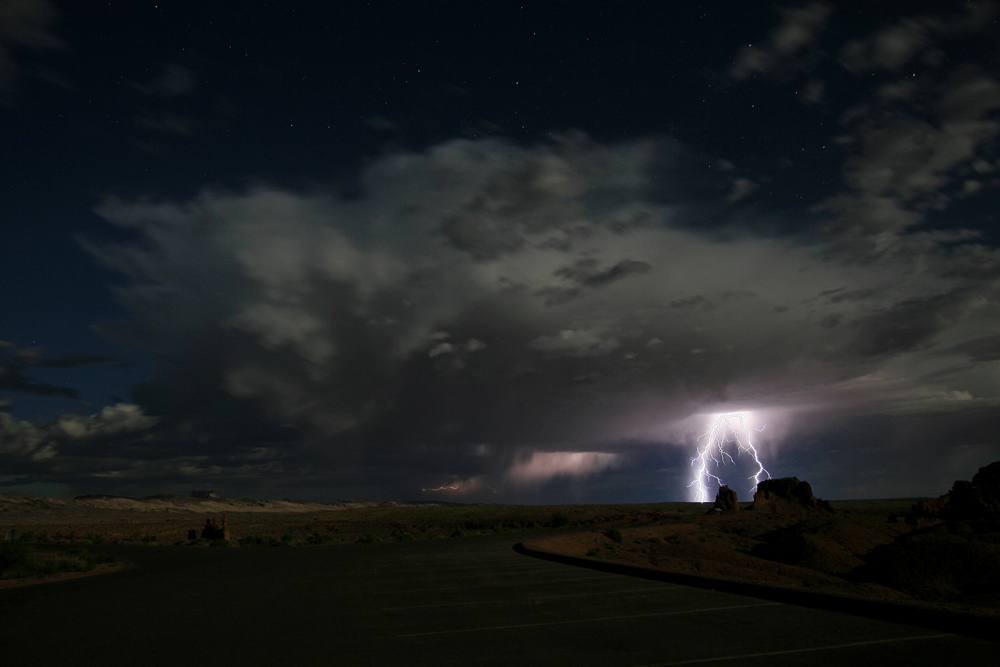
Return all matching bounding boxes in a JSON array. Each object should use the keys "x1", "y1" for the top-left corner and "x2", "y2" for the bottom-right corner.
[{"x1": 506, "y1": 451, "x2": 619, "y2": 484}]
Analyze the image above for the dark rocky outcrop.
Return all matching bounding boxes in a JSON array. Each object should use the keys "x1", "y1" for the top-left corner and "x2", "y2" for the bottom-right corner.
[
  {"x1": 200, "y1": 515, "x2": 230, "y2": 541},
  {"x1": 711, "y1": 485, "x2": 740, "y2": 512},
  {"x1": 854, "y1": 462, "x2": 1000, "y2": 603},
  {"x1": 907, "y1": 461, "x2": 1000, "y2": 525},
  {"x1": 749, "y1": 477, "x2": 835, "y2": 513}
]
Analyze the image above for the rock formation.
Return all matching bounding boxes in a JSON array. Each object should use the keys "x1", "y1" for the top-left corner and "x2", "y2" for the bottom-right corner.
[
  {"x1": 200, "y1": 515, "x2": 230, "y2": 541},
  {"x1": 712, "y1": 485, "x2": 740, "y2": 512},
  {"x1": 907, "y1": 460, "x2": 1000, "y2": 524},
  {"x1": 749, "y1": 477, "x2": 835, "y2": 513}
]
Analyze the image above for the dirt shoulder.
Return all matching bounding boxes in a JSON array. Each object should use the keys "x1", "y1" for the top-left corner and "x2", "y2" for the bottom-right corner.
[
  {"x1": 0, "y1": 561, "x2": 127, "y2": 590},
  {"x1": 523, "y1": 504, "x2": 1000, "y2": 620}
]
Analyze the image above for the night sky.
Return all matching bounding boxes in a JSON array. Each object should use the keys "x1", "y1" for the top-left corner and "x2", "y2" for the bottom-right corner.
[{"x1": 2, "y1": 1, "x2": 1000, "y2": 503}]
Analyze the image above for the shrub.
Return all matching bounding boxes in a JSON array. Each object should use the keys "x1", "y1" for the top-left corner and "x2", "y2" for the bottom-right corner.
[
  {"x1": 1, "y1": 545, "x2": 115, "y2": 579},
  {"x1": 238, "y1": 534, "x2": 272, "y2": 547},
  {"x1": 605, "y1": 528, "x2": 624, "y2": 544},
  {"x1": 276, "y1": 533, "x2": 300, "y2": 546},
  {"x1": 550, "y1": 511, "x2": 571, "y2": 528}
]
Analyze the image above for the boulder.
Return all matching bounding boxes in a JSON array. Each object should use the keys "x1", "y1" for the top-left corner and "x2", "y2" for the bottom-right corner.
[
  {"x1": 750, "y1": 477, "x2": 835, "y2": 513},
  {"x1": 712, "y1": 485, "x2": 740, "y2": 512}
]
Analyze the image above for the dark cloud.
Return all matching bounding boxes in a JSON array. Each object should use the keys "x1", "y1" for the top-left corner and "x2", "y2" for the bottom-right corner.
[
  {"x1": 817, "y1": 313, "x2": 843, "y2": 330},
  {"x1": 0, "y1": 341, "x2": 117, "y2": 401},
  {"x1": 671, "y1": 295, "x2": 707, "y2": 309},
  {"x1": 939, "y1": 334, "x2": 1000, "y2": 363},
  {"x1": 555, "y1": 258, "x2": 652, "y2": 289},
  {"x1": 0, "y1": 363, "x2": 76, "y2": 398},
  {"x1": 14, "y1": 349, "x2": 118, "y2": 367},
  {"x1": 0, "y1": 0, "x2": 65, "y2": 102},
  {"x1": 440, "y1": 210, "x2": 527, "y2": 260},
  {"x1": 816, "y1": 287, "x2": 881, "y2": 304},
  {"x1": 849, "y1": 291, "x2": 968, "y2": 357},
  {"x1": 134, "y1": 111, "x2": 196, "y2": 136},
  {"x1": 131, "y1": 63, "x2": 196, "y2": 97}
]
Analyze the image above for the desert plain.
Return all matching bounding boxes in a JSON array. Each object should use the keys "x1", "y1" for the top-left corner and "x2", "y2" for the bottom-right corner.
[{"x1": 3, "y1": 482, "x2": 998, "y2": 626}]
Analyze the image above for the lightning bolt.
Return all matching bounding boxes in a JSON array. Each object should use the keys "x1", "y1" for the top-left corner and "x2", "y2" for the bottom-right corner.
[
  {"x1": 420, "y1": 481, "x2": 497, "y2": 493},
  {"x1": 687, "y1": 412, "x2": 770, "y2": 503}
]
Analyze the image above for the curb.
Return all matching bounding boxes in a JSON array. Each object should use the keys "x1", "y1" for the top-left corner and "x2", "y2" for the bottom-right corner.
[{"x1": 514, "y1": 537, "x2": 999, "y2": 643}]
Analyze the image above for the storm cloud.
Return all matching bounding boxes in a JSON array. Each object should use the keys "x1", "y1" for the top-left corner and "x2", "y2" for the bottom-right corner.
[{"x1": 63, "y1": 131, "x2": 1000, "y2": 501}]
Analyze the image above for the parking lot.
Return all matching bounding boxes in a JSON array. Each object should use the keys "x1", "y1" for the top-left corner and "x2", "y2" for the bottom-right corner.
[{"x1": 1, "y1": 532, "x2": 994, "y2": 666}]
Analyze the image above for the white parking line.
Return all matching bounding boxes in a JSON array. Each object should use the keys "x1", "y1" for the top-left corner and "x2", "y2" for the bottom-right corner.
[
  {"x1": 631, "y1": 633, "x2": 953, "y2": 665},
  {"x1": 374, "y1": 566, "x2": 568, "y2": 584},
  {"x1": 372, "y1": 573, "x2": 623, "y2": 594},
  {"x1": 382, "y1": 585, "x2": 682, "y2": 610},
  {"x1": 396, "y1": 602, "x2": 779, "y2": 637}
]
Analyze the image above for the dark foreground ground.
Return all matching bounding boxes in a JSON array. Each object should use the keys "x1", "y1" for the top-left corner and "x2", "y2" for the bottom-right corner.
[{"x1": 1, "y1": 531, "x2": 994, "y2": 666}]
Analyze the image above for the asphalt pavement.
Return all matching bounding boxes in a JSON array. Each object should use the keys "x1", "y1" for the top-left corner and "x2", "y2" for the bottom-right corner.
[{"x1": 1, "y1": 532, "x2": 995, "y2": 666}]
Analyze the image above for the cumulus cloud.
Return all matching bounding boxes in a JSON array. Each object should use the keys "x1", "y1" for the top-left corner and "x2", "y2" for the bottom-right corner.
[
  {"x1": 838, "y1": 3, "x2": 996, "y2": 74},
  {"x1": 818, "y1": 63, "x2": 1000, "y2": 256},
  {"x1": 724, "y1": 3, "x2": 1000, "y2": 261},
  {"x1": 730, "y1": 2, "x2": 832, "y2": 80},
  {"x1": 0, "y1": 403, "x2": 157, "y2": 465}
]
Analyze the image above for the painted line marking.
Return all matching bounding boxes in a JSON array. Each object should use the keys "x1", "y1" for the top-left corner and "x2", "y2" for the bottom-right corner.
[
  {"x1": 383, "y1": 585, "x2": 683, "y2": 610},
  {"x1": 396, "y1": 554, "x2": 525, "y2": 561},
  {"x1": 376, "y1": 567, "x2": 572, "y2": 584},
  {"x1": 630, "y1": 633, "x2": 953, "y2": 666},
  {"x1": 396, "y1": 602, "x2": 778, "y2": 637},
  {"x1": 373, "y1": 574, "x2": 620, "y2": 595}
]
